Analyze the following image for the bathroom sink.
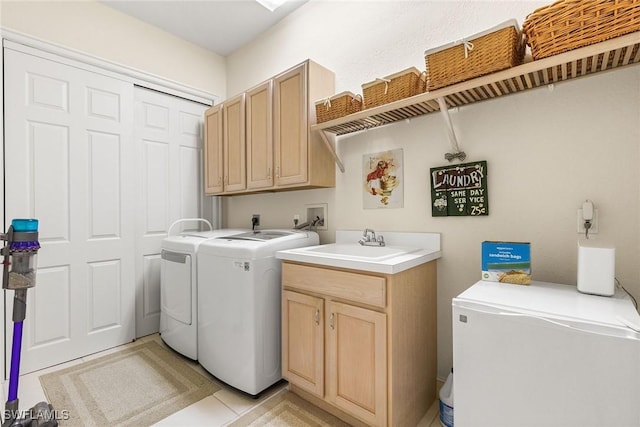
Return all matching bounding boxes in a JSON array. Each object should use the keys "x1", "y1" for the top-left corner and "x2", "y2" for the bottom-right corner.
[{"x1": 299, "y1": 243, "x2": 419, "y2": 261}]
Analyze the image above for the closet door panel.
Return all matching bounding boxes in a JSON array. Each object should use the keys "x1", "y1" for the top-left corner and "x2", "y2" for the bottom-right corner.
[
  {"x1": 134, "y1": 87, "x2": 208, "y2": 338},
  {"x1": 4, "y1": 48, "x2": 135, "y2": 374}
]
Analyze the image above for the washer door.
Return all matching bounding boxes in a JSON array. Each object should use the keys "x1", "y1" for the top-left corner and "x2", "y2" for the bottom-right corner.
[{"x1": 161, "y1": 250, "x2": 192, "y2": 324}]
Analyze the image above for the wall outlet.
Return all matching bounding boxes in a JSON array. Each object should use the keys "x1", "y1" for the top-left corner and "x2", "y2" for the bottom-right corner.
[
  {"x1": 577, "y1": 208, "x2": 598, "y2": 234},
  {"x1": 252, "y1": 214, "x2": 260, "y2": 226}
]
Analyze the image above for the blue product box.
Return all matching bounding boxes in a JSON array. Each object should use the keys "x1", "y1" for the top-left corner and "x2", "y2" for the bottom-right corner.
[{"x1": 482, "y1": 241, "x2": 531, "y2": 285}]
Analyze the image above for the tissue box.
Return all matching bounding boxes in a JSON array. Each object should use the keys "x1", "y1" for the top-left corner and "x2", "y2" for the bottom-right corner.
[{"x1": 482, "y1": 241, "x2": 531, "y2": 285}]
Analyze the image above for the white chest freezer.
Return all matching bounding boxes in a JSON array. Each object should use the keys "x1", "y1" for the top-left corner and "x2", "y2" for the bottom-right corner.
[{"x1": 453, "y1": 280, "x2": 640, "y2": 427}]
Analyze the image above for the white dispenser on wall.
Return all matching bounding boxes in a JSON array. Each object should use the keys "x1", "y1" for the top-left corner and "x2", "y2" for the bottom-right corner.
[{"x1": 577, "y1": 240, "x2": 615, "y2": 296}]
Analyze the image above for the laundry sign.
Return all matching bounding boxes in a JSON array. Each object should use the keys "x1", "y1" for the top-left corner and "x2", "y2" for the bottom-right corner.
[{"x1": 430, "y1": 161, "x2": 488, "y2": 216}]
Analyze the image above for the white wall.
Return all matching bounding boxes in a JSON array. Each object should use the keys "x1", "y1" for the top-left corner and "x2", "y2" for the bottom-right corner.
[
  {"x1": 224, "y1": 0, "x2": 640, "y2": 380},
  {"x1": 0, "y1": 0, "x2": 227, "y2": 97}
]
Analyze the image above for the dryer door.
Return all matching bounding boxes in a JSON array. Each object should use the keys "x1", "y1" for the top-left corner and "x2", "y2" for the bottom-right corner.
[{"x1": 161, "y1": 250, "x2": 192, "y2": 324}]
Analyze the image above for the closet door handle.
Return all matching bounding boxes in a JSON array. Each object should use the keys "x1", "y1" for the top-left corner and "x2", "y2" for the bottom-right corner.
[{"x1": 314, "y1": 309, "x2": 320, "y2": 325}]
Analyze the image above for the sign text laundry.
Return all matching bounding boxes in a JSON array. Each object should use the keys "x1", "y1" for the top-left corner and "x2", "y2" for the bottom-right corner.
[{"x1": 430, "y1": 161, "x2": 488, "y2": 216}]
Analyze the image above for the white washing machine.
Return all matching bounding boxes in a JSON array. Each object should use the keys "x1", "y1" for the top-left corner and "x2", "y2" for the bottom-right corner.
[
  {"x1": 159, "y1": 219, "x2": 246, "y2": 360},
  {"x1": 197, "y1": 229, "x2": 319, "y2": 396}
]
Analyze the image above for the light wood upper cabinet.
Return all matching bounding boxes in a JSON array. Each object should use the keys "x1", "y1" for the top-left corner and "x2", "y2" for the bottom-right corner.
[
  {"x1": 203, "y1": 60, "x2": 335, "y2": 196},
  {"x1": 223, "y1": 93, "x2": 246, "y2": 192},
  {"x1": 246, "y1": 81, "x2": 273, "y2": 190},
  {"x1": 204, "y1": 104, "x2": 223, "y2": 194},
  {"x1": 281, "y1": 261, "x2": 437, "y2": 427},
  {"x1": 203, "y1": 95, "x2": 247, "y2": 195},
  {"x1": 273, "y1": 61, "x2": 335, "y2": 189},
  {"x1": 273, "y1": 63, "x2": 307, "y2": 186}
]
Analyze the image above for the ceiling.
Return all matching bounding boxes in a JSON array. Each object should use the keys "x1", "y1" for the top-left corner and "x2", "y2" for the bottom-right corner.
[{"x1": 100, "y1": 0, "x2": 309, "y2": 57}]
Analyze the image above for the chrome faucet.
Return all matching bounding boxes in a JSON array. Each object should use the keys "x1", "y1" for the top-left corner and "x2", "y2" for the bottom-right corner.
[{"x1": 359, "y1": 228, "x2": 385, "y2": 246}]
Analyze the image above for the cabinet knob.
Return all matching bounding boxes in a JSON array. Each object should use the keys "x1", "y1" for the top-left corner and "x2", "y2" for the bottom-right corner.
[
  {"x1": 314, "y1": 309, "x2": 320, "y2": 325},
  {"x1": 329, "y1": 313, "x2": 335, "y2": 330}
]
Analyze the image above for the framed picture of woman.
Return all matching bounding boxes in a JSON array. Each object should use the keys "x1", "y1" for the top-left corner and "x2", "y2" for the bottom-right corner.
[{"x1": 363, "y1": 149, "x2": 403, "y2": 209}]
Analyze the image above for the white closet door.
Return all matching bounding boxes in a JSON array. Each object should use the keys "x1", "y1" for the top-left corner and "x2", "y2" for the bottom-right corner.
[
  {"x1": 134, "y1": 87, "x2": 207, "y2": 338},
  {"x1": 3, "y1": 48, "x2": 135, "y2": 374}
]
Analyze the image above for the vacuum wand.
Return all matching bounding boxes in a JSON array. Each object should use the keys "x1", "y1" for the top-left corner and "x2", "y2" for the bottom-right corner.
[{"x1": 1, "y1": 219, "x2": 57, "y2": 427}]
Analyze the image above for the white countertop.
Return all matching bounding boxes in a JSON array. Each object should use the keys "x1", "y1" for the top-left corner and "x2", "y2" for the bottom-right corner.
[{"x1": 276, "y1": 230, "x2": 441, "y2": 274}]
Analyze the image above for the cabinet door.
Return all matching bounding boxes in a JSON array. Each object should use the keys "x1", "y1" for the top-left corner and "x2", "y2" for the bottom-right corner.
[
  {"x1": 246, "y1": 81, "x2": 273, "y2": 190},
  {"x1": 327, "y1": 301, "x2": 387, "y2": 426},
  {"x1": 273, "y1": 62, "x2": 308, "y2": 186},
  {"x1": 223, "y1": 93, "x2": 246, "y2": 192},
  {"x1": 204, "y1": 104, "x2": 223, "y2": 194},
  {"x1": 282, "y1": 290, "x2": 324, "y2": 397}
]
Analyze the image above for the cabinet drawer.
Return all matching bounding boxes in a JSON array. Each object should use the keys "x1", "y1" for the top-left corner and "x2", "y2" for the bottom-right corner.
[{"x1": 282, "y1": 263, "x2": 386, "y2": 308}]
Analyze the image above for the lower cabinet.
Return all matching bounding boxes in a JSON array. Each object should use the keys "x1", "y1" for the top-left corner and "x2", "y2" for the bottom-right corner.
[
  {"x1": 327, "y1": 300, "x2": 387, "y2": 426},
  {"x1": 283, "y1": 291, "x2": 387, "y2": 425},
  {"x1": 281, "y1": 261, "x2": 437, "y2": 427},
  {"x1": 282, "y1": 290, "x2": 325, "y2": 397}
]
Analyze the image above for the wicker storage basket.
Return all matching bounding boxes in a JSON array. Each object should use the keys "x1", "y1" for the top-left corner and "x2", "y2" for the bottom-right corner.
[
  {"x1": 424, "y1": 20, "x2": 525, "y2": 91},
  {"x1": 361, "y1": 67, "x2": 426, "y2": 109},
  {"x1": 315, "y1": 91, "x2": 363, "y2": 123},
  {"x1": 523, "y1": 0, "x2": 640, "y2": 60}
]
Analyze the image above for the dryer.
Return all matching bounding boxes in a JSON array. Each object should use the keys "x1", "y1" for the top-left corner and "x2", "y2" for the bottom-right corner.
[
  {"x1": 159, "y1": 219, "x2": 245, "y2": 360},
  {"x1": 197, "y1": 229, "x2": 319, "y2": 396}
]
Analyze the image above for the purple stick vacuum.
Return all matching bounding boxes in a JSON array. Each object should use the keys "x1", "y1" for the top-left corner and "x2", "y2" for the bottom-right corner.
[{"x1": 1, "y1": 219, "x2": 57, "y2": 427}]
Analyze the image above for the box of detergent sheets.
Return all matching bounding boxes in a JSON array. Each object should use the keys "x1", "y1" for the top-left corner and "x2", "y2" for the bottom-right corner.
[{"x1": 482, "y1": 241, "x2": 531, "y2": 285}]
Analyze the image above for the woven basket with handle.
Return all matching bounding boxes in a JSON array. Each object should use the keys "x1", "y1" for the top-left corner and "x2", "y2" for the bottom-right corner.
[
  {"x1": 523, "y1": 0, "x2": 640, "y2": 60},
  {"x1": 315, "y1": 91, "x2": 363, "y2": 123},
  {"x1": 424, "y1": 20, "x2": 524, "y2": 91},
  {"x1": 361, "y1": 67, "x2": 426, "y2": 109}
]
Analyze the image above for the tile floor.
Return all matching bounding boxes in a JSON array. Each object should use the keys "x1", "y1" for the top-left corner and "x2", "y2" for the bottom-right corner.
[{"x1": 2, "y1": 334, "x2": 442, "y2": 426}]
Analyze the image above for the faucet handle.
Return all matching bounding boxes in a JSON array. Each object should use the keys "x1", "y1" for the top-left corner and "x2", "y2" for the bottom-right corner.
[
  {"x1": 364, "y1": 228, "x2": 375, "y2": 240},
  {"x1": 377, "y1": 235, "x2": 385, "y2": 246}
]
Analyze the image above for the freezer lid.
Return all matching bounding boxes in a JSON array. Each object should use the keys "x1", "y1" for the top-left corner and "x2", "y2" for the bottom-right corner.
[{"x1": 454, "y1": 280, "x2": 640, "y2": 330}]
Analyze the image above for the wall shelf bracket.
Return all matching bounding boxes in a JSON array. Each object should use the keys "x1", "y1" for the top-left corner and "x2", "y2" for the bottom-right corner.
[
  {"x1": 437, "y1": 97, "x2": 465, "y2": 162},
  {"x1": 319, "y1": 129, "x2": 345, "y2": 173}
]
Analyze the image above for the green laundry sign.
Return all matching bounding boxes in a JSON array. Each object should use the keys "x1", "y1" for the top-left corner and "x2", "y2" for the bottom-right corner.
[{"x1": 430, "y1": 161, "x2": 488, "y2": 216}]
